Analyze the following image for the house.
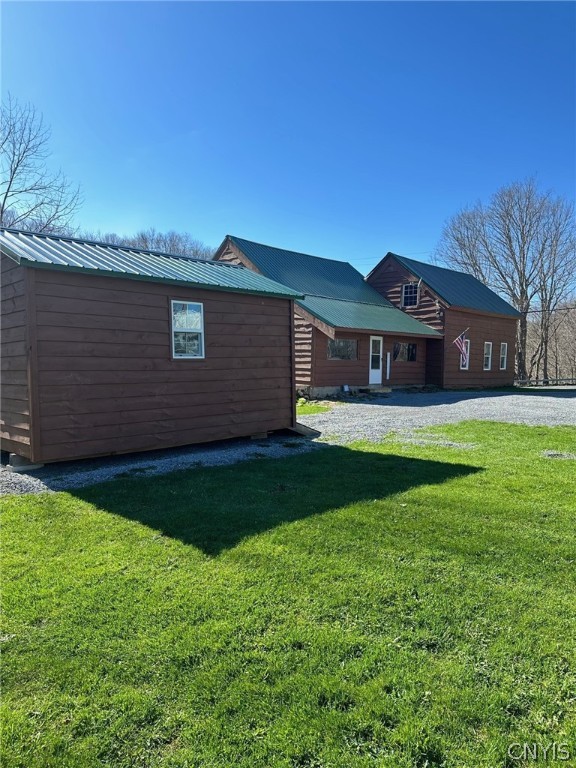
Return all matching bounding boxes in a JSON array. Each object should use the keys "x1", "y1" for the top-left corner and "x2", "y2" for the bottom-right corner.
[
  {"x1": 366, "y1": 252, "x2": 520, "y2": 388},
  {"x1": 0, "y1": 228, "x2": 301, "y2": 466},
  {"x1": 214, "y1": 236, "x2": 441, "y2": 396}
]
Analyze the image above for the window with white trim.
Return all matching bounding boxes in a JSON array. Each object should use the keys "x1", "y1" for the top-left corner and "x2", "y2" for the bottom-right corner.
[
  {"x1": 171, "y1": 300, "x2": 205, "y2": 358},
  {"x1": 483, "y1": 341, "x2": 493, "y2": 371},
  {"x1": 500, "y1": 342, "x2": 508, "y2": 370},
  {"x1": 401, "y1": 282, "x2": 419, "y2": 307},
  {"x1": 460, "y1": 339, "x2": 470, "y2": 370}
]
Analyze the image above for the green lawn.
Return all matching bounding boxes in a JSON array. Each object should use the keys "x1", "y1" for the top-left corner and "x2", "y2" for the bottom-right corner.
[
  {"x1": 2, "y1": 422, "x2": 575, "y2": 768},
  {"x1": 296, "y1": 402, "x2": 332, "y2": 415}
]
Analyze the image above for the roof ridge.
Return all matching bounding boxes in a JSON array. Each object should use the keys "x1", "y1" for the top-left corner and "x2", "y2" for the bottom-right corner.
[
  {"x1": 0, "y1": 226, "x2": 230, "y2": 268},
  {"x1": 390, "y1": 251, "x2": 481, "y2": 280},
  {"x1": 229, "y1": 234, "x2": 362, "y2": 270},
  {"x1": 303, "y1": 292, "x2": 397, "y2": 308}
]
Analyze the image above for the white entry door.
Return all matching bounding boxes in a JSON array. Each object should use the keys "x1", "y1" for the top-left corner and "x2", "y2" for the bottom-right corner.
[{"x1": 369, "y1": 336, "x2": 383, "y2": 385}]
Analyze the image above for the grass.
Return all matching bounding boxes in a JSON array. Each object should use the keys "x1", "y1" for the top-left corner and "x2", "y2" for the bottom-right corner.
[
  {"x1": 2, "y1": 422, "x2": 575, "y2": 768},
  {"x1": 296, "y1": 402, "x2": 332, "y2": 415}
]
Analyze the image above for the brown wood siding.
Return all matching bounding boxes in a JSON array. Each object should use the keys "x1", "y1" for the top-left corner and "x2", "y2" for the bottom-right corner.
[
  {"x1": 366, "y1": 259, "x2": 446, "y2": 332},
  {"x1": 312, "y1": 329, "x2": 426, "y2": 388},
  {"x1": 1, "y1": 256, "x2": 31, "y2": 457},
  {"x1": 294, "y1": 310, "x2": 313, "y2": 388},
  {"x1": 443, "y1": 309, "x2": 517, "y2": 388},
  {"x1": 29, "y1": 269, "x2": 295, "y2": 463},
  {"x1": 214, "y1": 244, "x2": 245, "y2": 266}
]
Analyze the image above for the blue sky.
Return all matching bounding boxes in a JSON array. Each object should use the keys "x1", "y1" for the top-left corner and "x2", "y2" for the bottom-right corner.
[{"x1": 2, "y1": 1, "x2": 575, "y2": 271}]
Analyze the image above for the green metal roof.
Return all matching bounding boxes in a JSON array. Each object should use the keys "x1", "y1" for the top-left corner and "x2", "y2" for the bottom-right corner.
[
  {"x1": 0, "y1": 228, "x2": 302, "y2": 299},
  {"x1": 226, "y1": 235, "x2": 442, "y2": 336},
  {"x1": 228, "y1": 235, "x2": 393, "y2": 306},
  {"x1": 297, "y1": 296, "x2": 441, "y2": 336},
  {"x1": 382, "y1": 253, "x2": 520, "y2": 318}
]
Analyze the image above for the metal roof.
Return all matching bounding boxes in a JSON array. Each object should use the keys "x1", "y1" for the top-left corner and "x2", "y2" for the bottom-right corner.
[
  {"x1": 226, "y1": 235, "x2": 442, "y2": 336},
  {"x1": 228, "y1": 235, "x2": 394, "y2": 306},
  {"x1": 298, "y1": 296, "x2": 441, "y2": 336},
  {"x1": 0, "y1": 228, "x2": 302, "y2": 299},
  {"x1": 380, "y1": 253, "x2": 520, "y2": 318}
]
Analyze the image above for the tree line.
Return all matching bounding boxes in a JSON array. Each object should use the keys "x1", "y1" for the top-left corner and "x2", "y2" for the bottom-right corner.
[
  {"x1": 2, "y1": 95, "x2": 575, "y2": 379},
  {"x1": 437, "y1": 178, "x2": 575, "y2": 381}
]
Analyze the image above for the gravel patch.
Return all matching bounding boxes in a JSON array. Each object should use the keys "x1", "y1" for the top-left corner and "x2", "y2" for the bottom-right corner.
[
  {"x1": 541, "y1": 450, "x2": 576, "y2": 460},
  {"x1": 298, "y1": 388, "x2": 576, "y2": 445},
  {"x1": 3, "y1": 389, "x2": 574, "y2": 497},
  {"x1": 0, "y1": 434, "x2": 321, "y2": 497}
]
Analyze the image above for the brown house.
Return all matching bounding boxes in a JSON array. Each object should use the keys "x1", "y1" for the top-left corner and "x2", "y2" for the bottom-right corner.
[
  {"x1": 366, "y1": 253, "x2": 520, "y2": 388},
  {"x1": 1, "y1": 228, "x2": 301, "y2": 466},
  {"x1": 214, "y1": 236, "x2": 442, "y2": 396}
]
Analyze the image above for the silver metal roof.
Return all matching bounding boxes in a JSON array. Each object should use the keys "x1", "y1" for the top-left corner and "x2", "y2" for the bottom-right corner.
[{"x1": 0, "y1": 228, "x2": 302, "y2": 299}]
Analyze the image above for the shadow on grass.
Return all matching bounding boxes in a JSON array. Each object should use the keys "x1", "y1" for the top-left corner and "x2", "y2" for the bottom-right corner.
[{"x1": 75, "y1": 445, "x2": 481, "y2": 556}]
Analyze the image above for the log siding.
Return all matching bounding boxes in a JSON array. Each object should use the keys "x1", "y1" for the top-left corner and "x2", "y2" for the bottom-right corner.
[
  {"x1": 366, "y1": 259, "x2": 446, "y2": 331},
  {"x1": 367, "y1": 256, "x2": 518, "y2": 387}
]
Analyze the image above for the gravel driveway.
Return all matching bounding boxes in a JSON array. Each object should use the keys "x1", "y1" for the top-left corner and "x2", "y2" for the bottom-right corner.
[
  {"x1": 2, "y1": 388, "x2": 574, "y2": 496},
  {"x1": 298, "y1": 388, "x2": 576, "y2": 443}
]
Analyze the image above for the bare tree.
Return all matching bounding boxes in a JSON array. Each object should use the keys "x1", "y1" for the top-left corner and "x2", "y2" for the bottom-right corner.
[
  {"x1": 0, "y1": 94, "x2": 81, "y2": 233},
  {"x1": 79, "y1": 227, "x2": 214, "y2": 260},
  {"x1": 125, "y1": 228, "x2": 214, "y2": 259},
  {"x1": 436, "y1": 179, "x2": 576, "y2": 380}
]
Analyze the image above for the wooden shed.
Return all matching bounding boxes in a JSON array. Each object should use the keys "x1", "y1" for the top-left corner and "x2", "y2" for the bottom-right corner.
[
  {"x1": 214, "y1": 236, "x2": 441, "y2": 396},
  {"x1": 1, "y1": 228, "x2": 301, "y2": 465}
]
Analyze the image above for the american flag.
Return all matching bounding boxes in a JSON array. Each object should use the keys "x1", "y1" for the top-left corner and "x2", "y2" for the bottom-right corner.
[{"x1": 452, "y1": 329, "x2": 469, "y2": 366}]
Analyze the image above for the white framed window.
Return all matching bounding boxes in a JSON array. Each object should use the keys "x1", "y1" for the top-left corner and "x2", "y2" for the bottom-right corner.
[
  {"x1": 500, "y1": 342, "x2": 508, "y2": 370},
  {"x1": 401, "y1": 282, "x2": 419, "y2": 307},
  {"x1": 171, "y1": 300, "x2": 205, "y2": 359},
  {"x1": 460, "y1": 339, "x2": 470, "y2": 370},
  {"x1": 483, "y1": 341, "x2": 493, "y2": 371}
]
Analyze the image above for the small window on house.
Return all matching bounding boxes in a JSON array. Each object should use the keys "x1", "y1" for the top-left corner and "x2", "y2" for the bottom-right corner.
[
  {"x1": 401, "y1": 283, "x2": 419, "y2": 307},
  {"x1": 483, "y1": 341, "x2": 493, "y2": 371},
  {"x1": 171, "y1": 300, "x2": 205, "y2": 358},
  {"x1": 327, "y1": 339, "x2": 358, "y2": 360},
  {"x1": 460, "y1": 339, "x2": 470, "y2": 370},
  {"x1": 393, "y1": 342, "x2": 417, "y2": 362},
  {"x1": 500, "y1": 342, "x2": 508, "y2": 370}
]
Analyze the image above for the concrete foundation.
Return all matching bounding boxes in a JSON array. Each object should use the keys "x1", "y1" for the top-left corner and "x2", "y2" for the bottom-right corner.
[
  {"x1": 7, "y1": 453, "x2": 45, "y2": 473},
  {"x1": 298, "y1": 385, "x2": 392, "y2": 399}
]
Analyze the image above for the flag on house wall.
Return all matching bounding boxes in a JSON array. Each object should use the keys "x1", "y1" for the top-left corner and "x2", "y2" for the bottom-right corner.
[{"x1": 452, "y1": 329, "x2": 469, "y2": 367}]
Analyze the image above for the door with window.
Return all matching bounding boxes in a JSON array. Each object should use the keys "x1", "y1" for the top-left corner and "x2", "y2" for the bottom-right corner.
[{"x1": 369, "y1": 336, "x2": 383, "y2": 385}]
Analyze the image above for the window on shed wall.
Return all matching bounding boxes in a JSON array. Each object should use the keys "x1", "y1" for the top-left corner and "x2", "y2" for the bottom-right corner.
[
  {"x1": 500, "y1": 342, "x2": 508, "y2": 370},
  {"x1": 393, "y1": 342, "x2": 417, "y2": 362},
  {"x1": 171, "y1": 301, "x2": 205, "y2": 358},
  {"x1": 401, "y1": 282, "x2": 419, "y2": 307},
  {"x1": 483, "y1": 342, "x2": 493, "y2": 371},
  {"x1": 460, "y1": 340, "x2": 470, "y2": 370},
  {"x1": 327, "y1": 339, "x2": 358, "y2": 360}
]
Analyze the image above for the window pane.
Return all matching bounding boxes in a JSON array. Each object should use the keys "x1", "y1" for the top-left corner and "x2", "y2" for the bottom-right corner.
[
  {"x1": 174, "y1": 331, "x2": 202, "y2": 357},
  {"x1": 402, "y1": 283, "x2": 418, "y2": 307},
  {"x1": 327, "y1": 339, "x2": 358, "y2": 360},
  {"x1": 185, "y1": 305, "x2": 202, "y2": 330},
  {"x1": 173, "y1": 303, "x2": 188, "y2": 329}
]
